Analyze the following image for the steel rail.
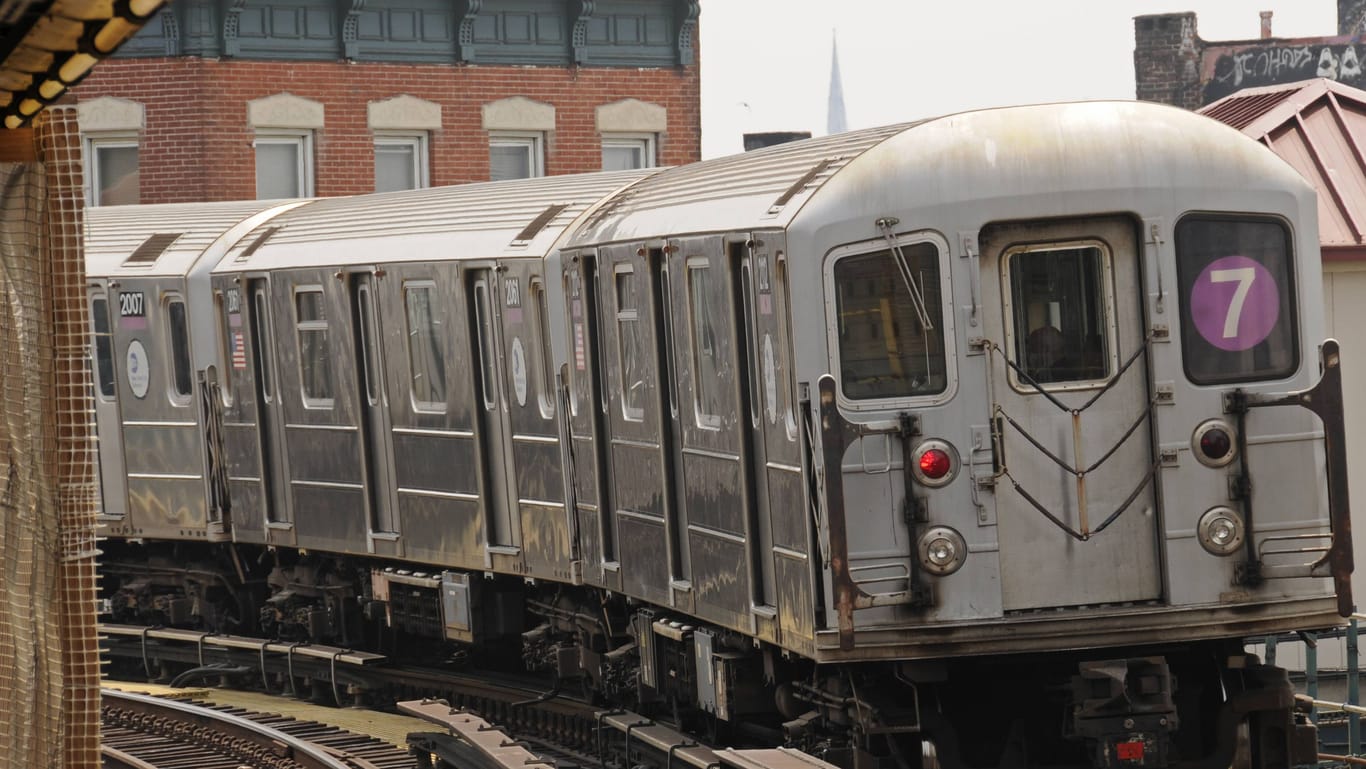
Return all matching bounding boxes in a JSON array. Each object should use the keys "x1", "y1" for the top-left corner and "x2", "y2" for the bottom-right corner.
[{"x1": 102, "y1": 688, "x2": 358, "y2": 769}]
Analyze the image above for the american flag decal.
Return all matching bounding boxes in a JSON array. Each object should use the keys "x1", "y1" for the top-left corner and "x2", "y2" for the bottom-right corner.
[{"x1": 231, "y1": 331, "x2": 247, "y2": 370}]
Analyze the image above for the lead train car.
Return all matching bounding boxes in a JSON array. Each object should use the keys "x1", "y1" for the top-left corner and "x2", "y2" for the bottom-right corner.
[{"x1": 89, "y1": 101, "x2": 1352, "y2": 769}]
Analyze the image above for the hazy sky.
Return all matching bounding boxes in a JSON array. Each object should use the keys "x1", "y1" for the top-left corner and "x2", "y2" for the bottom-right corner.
[{"x1": 697, "y1": 1, "x2": 1339, "y2": 158}]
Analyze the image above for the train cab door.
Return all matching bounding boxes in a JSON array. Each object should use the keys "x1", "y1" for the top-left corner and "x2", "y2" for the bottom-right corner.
[
  {"x1": 598, "y1": 242, "x2": 680, "y2": 607},
  {"x1": 496, "y1": 263, "x2": 570, "y2": 579},
  {"x1": 245, "y1": 276, "x2": 294, "y2": 542},
  {"x1": 88, "y1": 283, "x2": 127, "y2": 521},
  {"x1": 467, "y1": 265, "x2": 522, "y2": 567},
  {"x1": 349, "y1": 270, "x2": 400, "y2": 556},
  {"x1": 978, "y1": 216, "x2": 1161, "y2": 611},
  {"x1": 563, "y1": 251, "x2": 618, "y2": 589},
  {"x1": 670, "y1": 235, "x2": 770, "y2": 632},
  {"x1": 737, "y1": 232, "x2": 814, "y2": 648}
]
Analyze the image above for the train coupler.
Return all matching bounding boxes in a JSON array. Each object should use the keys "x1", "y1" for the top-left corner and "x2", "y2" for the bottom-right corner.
[{"x1": 1069, "y1": 657, "x2": 1177, "y2": 769}]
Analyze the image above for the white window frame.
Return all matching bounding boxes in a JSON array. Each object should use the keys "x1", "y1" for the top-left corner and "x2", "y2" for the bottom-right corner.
[
  {"x1": 601, "y1": 133, "x2": 656, "y2": 171},
  {"x1": 374, "y1": 131, "x2": 429, "y2": 192},
  {"x1": 84, "y1": 133, "x2": 140, "y2": 206},
  {"x1": 489, "y1": 132, "x2": 545, "y2": 180},
  {"x1": 254, "y1": 130, "x2": 315, "y2": 199}
]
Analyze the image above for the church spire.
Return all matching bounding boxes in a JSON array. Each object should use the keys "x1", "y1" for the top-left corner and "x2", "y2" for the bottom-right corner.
[{"x1": 827, "y1": 31, "x2": 848, "y2": 135}]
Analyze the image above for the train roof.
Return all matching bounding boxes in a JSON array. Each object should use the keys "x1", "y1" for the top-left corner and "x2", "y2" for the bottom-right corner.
[
  {"x1": 571, "y1": 100, "x2": 1313, "y2": 246},
  {"x1": 86, "y1": 199, "x2": 308, "y2": 278},
  {"x1": 213, "y1": 169, "x2": 653, "y2": 272}
]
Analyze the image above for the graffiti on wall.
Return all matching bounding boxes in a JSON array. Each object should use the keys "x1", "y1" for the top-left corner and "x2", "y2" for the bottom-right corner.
[{"x1": 1205, "y1": 43, "x2": 1366, "y2": 103}]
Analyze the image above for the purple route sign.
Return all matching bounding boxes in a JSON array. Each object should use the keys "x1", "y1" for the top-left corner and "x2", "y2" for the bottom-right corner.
[{"x1": 1190, "y1": 255, "x2": 1280, "y2": 352}]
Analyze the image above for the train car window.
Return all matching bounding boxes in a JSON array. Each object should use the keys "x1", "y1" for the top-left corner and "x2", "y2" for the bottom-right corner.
[
  {"x1": 833, "y1": 244, "x2": 946, "y2": 399},
  {"x1": 357, "y1": 285, "x2": 381, "y2": 406},
  {"x1": 167, "y1": 299, "x2": 193, "y2": 400},
  {"x1": 213, "y1": 292, "x2": 234, "y2": 407},
  {"x1": 1006, "y1": 245, "x2": 1111, "y2": 385},
  {"x1": 1175, "y1": 216, "x2": 1297, "y2": 384},
  {"x1": 687, "y1": 258, "x2": 723, "y2": 429},
  {"x1": 253, "y1": 289, "x2": 274, "y2": 403},
  {"x1": 774, "y1": 256, "x2": 799, "y2": 441},
  {"x1": 473, "y1": 282, "x2": 498, "y2": 410},
  {"x1": 91, "y1": 297, "x2": 116, "y2": 399},
  {"x1": 294, "y1": 288, "x2": 334, "y2": 405},
  {"x1": 404, "y1": 283, "x2": 447, "y2": 411},
  {"x1": 615, "y1": 265, "x2": 646, "y2": 422},
  {"x1": 563, "y1": 271, "x2": 581, "y2": 417},
  {"x1": 531, "y1": 280, "x2": 555, "y2": 419}
]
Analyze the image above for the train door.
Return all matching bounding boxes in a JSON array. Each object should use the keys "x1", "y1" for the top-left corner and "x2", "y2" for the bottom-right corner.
[
  {"x1": 740, "y1": 233, "x2": 815, "y2": 649},
  {"x1": 563, "y1": 252, "x2": 618, "y2": 589},
  {"x1": 349, "y1": 270, "x2": 400, "y2": 556},
  {"x1": 671, "y1": 235, "x2": 768, "y2": 631},
  {"x1": 598, "y1": 243, "x2": 677, "y2": 606},
  {"x1": 88, "y1": 283, "x2": 127, "y2": 521},
  {"x1": 246, "y1": 276, "x2": 294, "y2": 540},
  {"x1": 978, "y1": 216, "x2": 1161, "y2": 610},
  {"x1": 467, "y1": 266, "x2": 522, "y2": 564},
  {"x1": 497, "y1": 263, "x2": 571, "y2": 579}
]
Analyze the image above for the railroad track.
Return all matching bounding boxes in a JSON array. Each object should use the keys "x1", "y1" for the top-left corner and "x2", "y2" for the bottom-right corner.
[
  {"x1": 101, "y1": 688, "x2": 414, "y2": 769},
  {"x1": 100, "y1": 624, "x2": 818, "y2": 769}
]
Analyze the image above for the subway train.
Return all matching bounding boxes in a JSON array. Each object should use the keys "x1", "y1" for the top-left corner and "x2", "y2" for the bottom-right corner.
[{"x1": 86, "y1": 100, "x2": 1354, "y2": 769}]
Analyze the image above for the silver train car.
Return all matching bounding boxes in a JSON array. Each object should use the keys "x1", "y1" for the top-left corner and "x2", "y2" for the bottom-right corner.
[{"x1": 87, "y1": 101, "x2": 1353, "y2": 769}]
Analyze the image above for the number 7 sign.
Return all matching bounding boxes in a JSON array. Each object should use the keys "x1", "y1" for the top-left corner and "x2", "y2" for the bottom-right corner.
[{"x1": 1191, "y1": 255, "x2": 1280, "y2": 352}]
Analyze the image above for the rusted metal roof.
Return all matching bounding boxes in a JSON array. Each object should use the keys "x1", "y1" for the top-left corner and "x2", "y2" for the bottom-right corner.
[
  {"x1": 1200, "y1": 78, "x2": 1366, "y2": 259},
  {"x1": 0, "y1": 0, "x2": 166, "y2": 129}
]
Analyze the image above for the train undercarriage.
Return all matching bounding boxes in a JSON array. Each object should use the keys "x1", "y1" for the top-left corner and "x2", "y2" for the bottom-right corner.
[{"x1": 99, "y1": 539, "x2": 1318, "y2": 769}]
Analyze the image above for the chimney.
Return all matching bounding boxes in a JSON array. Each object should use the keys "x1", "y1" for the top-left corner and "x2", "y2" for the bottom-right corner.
[{"x1": 1260, "y1": 10, "x2": 1273, "y2": 39}]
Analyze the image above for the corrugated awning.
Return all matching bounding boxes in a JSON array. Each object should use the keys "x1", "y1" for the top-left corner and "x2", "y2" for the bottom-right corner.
[
  {"x1": 0, "y1": 0, "x2": 165, "y2": 131},
  {"x1": 1201, "y1": 78, "x2": 1366, "y2": 259}
]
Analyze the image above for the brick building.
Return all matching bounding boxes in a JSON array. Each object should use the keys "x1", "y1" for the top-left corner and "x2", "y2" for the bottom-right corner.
[
  {"x1": 1135, "y1": 0, "x2": 1366, "y2": 109},
  {"x1": 70, "y1": 0, "x2": 701, "y2": 205}
]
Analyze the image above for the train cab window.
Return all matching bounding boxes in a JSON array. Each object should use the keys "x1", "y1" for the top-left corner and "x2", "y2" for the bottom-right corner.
[
  {"x1": 1175, "y1": 216, "x2": 1297, "y2": 384},
  {"x1": 833, "y1": 244, "x2": 946, "y2": 399},
  {"x1": 615, "y1": 265, "x2": 646, "y2": 422},
  {"x1": 531, "y1": 280, "x2": 555, "y2": 419},
  {"x1": 404, "y1": 283, "x2": 447, "y2": 410},
  {"x1": 91, "y1": 297, "x2": 115, "y2": 399},
  {"x1": 294, "y1": 288, "x2": 334, "y2": 405},
  {"x1": 213, "y1": 291, "x2": 236, "y2": 406},
  {"x1": 1006, "y1": 244, "x2": 1112, "y2": 386},
  {"x1": 687, "y1": 258, "x2": 723, "y2": 429},
  {"x1": 167, "y1": 299, "x2": 193, "y2": 400}
]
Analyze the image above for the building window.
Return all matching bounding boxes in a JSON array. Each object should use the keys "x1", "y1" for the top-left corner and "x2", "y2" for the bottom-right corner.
[
  {"x1": 602, "y1": 134, "x2": 656, "y2": 171},
  {"x1": 255, "y1": 131, "x2": 314, "y2": 199},
  {"x1": 86, "y1": 136, "x2": 139, "y2": 206},
  {"x1": 375, "y1": 133, "x2": 429, "y2": 193},
  {"x1": 490, "y1": 133, "x2": 544, "y2": 181}
]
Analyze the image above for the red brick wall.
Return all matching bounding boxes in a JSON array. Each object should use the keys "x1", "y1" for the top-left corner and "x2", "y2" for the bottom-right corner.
[{"x1": 73, "y1": 58, "x2": 701, "y2": 203}]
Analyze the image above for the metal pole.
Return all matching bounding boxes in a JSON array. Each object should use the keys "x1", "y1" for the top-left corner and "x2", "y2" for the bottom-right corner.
[
  {"x1": 1266, "y1": 635, "x2": 1278, "y2": 666},
  {"x1": 1350, "y1": 619, "x2": 1360, "y2": 755},
  {"x1": 1309, "y1": 632, "x2": 1320, "y2": 725}
]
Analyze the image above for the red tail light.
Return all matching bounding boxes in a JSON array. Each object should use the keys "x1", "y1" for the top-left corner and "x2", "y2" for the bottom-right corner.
[
  {"x1": 911, "y1": 440, "x2": 958, "y2": 487},
  {"x1": 919, "y1": 449, "x2": 951, "y2": 479}
]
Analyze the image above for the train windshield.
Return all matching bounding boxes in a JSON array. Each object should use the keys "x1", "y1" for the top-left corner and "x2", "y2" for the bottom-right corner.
[
  {"x1": 1175, "y1": 216, "x2": 1297, "y2": 384},
  {"x1": 1006, "y1": 244, "x2": 1112, "y2": 386},
  {"x1": 833, "y1": 243, "x2": 946, "y2": 399}
]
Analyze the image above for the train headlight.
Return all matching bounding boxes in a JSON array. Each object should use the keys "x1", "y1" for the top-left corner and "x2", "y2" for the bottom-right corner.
[
  {"x1": 911, "y1": 439, "x2": 958, "y2": 487},
  {"x1": 1192, "y1": 419, "x2": 1237, "y2": 468},
  {"x1": 918, "y1": 526, "x2": 967, "y2": 576},
  {"x1": 1197, "y1": 507, "x2": 1245, "y2": 556}
]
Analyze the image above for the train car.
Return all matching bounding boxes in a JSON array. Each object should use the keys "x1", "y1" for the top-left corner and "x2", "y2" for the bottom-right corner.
[{"x1": 89, "y1": 101, "x2": 1352, "y2": 769}]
